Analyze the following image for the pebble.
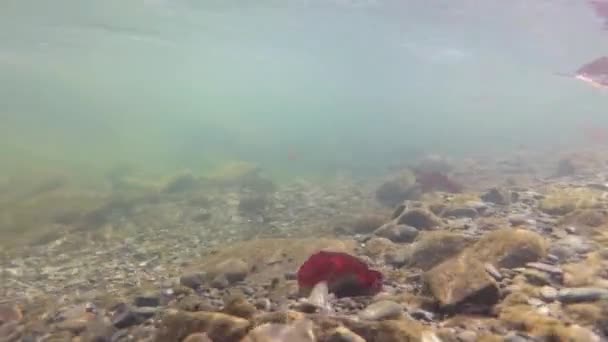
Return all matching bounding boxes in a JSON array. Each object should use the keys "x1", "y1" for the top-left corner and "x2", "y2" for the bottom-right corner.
[
  {"x1": 539, "y1": 286, "x2": 558, "y2": 301},
  {"x1": 557, "y1": 287, "x2": 608, "y2": 303},
  {"x1": 358, "y1": 300, "x2": 403, "y2": 321}
]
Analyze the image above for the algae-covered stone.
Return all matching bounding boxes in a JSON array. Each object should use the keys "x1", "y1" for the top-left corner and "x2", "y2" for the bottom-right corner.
[
  {"x1": 424, "y1": 253, "x2": 499, "y2": 309},
  {"x1": 408, "y1": 231, "x2": 476, "y2": 270},
  {"x1": 539, "y1": 187, "x2": 604, "y2": 216},
  {"x1": 469, "y1": 228, "x2": 547, "y2": 269},
  {"x1": 155, "y1": 310, "x2": 250, "y2": 342}
]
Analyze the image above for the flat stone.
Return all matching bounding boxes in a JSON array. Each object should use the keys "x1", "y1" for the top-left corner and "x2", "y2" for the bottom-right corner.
[
  {"x1": 358, "y1": 300, "x2": 403, "y2": 321},
  {"x1": 443, "y1": 207, "x2": 478, "y2": 219}
]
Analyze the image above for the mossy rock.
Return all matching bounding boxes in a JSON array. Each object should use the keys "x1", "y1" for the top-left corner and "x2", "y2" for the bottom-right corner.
[
  {"x1": 499, "y1": 304, "x2": 599, "y2": 341},
  {"x1": 468, "y1": 228, "x2": 547, "y2": 269},
  {"x1": 539, "y1": 187, "x2": 605, "y2": 216}
]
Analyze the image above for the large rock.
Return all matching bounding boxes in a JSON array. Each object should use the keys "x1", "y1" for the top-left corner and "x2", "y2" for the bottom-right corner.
[
  {"x1": 408, "y1": 232, "x2": 477, "y2": 270},
  {"x1": 424, "y1": 253, "x2": 499, "y2": 309},
  {"x1": 155, "y1": 310, "x2": 250, "y2": 342},
  {"x1": 423, "y1": 228, "x2": 547, "y2": 309}
]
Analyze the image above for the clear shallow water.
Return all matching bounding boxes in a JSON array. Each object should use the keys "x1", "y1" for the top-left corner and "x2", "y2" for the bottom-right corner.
[{"x1": 1, "y1": 0, "x2": 607, "y2": 180}]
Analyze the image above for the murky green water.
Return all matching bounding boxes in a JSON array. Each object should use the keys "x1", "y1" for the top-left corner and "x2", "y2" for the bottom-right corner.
[{"x1": 0, "y1": 0, "x2": 607, "y2": 181}]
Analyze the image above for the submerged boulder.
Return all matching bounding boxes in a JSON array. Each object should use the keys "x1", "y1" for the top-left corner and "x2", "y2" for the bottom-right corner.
[{"x1": 424, "y1": 253, "x2": 499, "y2": 309}]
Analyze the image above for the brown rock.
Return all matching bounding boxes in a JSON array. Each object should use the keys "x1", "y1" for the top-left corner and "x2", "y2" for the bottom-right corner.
[
  {"x1": 424, "y1": 253, "x2": 499, "y2": 309},
  {"x1": 469, "y1": 228, "x2": 547, "y2": 269},
  {"x1": 223, "y1": 295, "x2": 257, "y2": 319},
  {"x1": 155, "y1": 310, "x2": 250, "y2": 342},
  {"x1": 409, "y1": 232, "x2": 476, "y2": 270}
]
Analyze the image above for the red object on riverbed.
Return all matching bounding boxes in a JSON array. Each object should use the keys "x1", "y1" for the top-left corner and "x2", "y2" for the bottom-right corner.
[{"x1": 297, "y1": 251, "x2": 383, "y2": 298}]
